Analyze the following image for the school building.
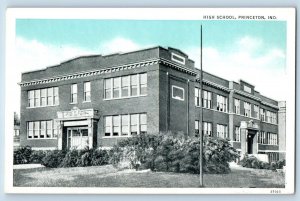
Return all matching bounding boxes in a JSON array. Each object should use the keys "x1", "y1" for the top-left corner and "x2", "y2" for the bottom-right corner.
[{"x1": 18, "y1": 46, "x2": 286, "y2": 162}]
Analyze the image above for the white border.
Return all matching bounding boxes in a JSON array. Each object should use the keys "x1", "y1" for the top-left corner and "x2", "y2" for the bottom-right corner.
[
  {"x1": 5, "y1": 8, "x2": 295, "y2": 194},
  {"x1": 171, "y1": 52, "x2": 186, "y2": 65},
  {"x1": 172, "y1": 85, "x2": 185, "y2": 101}
]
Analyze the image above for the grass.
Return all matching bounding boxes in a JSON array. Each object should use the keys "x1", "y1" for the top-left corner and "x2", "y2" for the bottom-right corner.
[{"x1": 13, "y1": 165, "x2": 285, "y2": 188}]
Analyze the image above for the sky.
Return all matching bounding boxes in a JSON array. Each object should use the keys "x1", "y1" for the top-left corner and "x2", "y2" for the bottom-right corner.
[{"x1": 13, "y1": 19, "x2": 287, "y2": 113}]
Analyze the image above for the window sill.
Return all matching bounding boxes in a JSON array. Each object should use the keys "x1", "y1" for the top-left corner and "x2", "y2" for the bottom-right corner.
[
  {"x1": 104, "y1": 94, "x2": 147, "y2": 101},
  {"x1": 258, "y1": 143, "x2": 279, "y2": 146},
  {"x1": 70, "y1": 102, "x2": 77, "y2": 105},
  {"x1": 102, "y1": 135, "x2": 132, "y2": 139},
  {"x1": 26, "y1": 104, "x2": 59, "y2": 109},
  {"x1": 82, "y1": 101, "x2": 91, "y2": 103},
  {"x1": 27, "y1": 138, "x2": 57, "y2": 140},
  {"x1": 196, "y1": 106, "x2": 228, "y2": 114}
]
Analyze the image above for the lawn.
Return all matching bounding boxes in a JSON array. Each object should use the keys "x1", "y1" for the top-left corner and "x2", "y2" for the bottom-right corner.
[{"x1": 13, "y1": 165, "x2": 285, "y2": 188}]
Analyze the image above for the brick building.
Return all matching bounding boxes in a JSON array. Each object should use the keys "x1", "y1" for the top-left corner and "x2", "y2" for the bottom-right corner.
[{"x1": 19, "y1": 46, "x2": 285, "y2": 161}]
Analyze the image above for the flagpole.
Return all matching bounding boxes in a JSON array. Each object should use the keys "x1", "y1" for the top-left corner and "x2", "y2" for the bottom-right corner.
[{"x1": 199, "y1": 24, "x2": 204, "y2": 187}]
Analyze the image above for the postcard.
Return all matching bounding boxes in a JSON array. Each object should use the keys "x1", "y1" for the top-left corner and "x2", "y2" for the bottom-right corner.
[{"x1": 5, "y1": 8, "x2": 295, "y2": 194}]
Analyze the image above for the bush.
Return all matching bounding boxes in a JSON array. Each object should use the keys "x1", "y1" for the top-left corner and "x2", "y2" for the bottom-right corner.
[
  {"x1": 29, "y1": 150, "x2": 46, "y2": 164},
  {"x1": 91, "y1": 149, "x2": 109, "y2": 166},
  {"x1": 238, "y1": 154, "x2": 285, "y2": 170},
  {"x1": 42, "y1": 150, "x2": 66, "y2": 168},
  {"x1": 109, "y1": 133, "x2": 239, "y2": 174},
  {"x1": 59, "y1": 149, "x2": 82, "y2": 168},
  {"x1": 14, "y1": 146, "x2": 32, "y2": 164}
]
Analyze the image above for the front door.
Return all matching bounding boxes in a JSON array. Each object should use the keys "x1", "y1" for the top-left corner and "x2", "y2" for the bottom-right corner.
[
  {"x1": 247, "y1": 133, "x2": 255, "y2": 154},
  {"x1": 67, "y1": 127, "x2": 89, "y2": 149}
]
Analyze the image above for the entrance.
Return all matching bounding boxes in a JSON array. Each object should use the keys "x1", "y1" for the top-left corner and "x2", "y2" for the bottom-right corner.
[
  {"x1": 247, "y1": 133, "x2": 255, "y2": 154},
  {"x1": 67, "y1": 127, "x2": 89, "y2": 150}
]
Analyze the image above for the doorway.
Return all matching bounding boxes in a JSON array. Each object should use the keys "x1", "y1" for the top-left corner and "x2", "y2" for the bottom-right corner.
[
  {"x1": 247, "y1": 133, "x2": 255, "y2": 154},
  {"x1": 67, "y1": 127, "x2": 89, "y2": 150}
]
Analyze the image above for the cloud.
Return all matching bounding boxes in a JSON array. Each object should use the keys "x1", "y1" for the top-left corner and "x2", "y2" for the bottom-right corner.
[
  {"x1": 185, "y1": 36, "x2": 286, "y2": 101},
  {"x1": 98, "y1": 37, "x2": 142, "y2": 54},
  {"x1": 11, "y1": 35, "x2": 286, "y2": 114},
  {"x1": 236, "y1": 35, "x2": 263, "y2": 52},
  {"x1": 12, "y1": 36, "x2": 146, "y2": 113}
]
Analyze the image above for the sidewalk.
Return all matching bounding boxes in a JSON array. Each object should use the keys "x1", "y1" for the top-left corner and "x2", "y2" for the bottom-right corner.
[{"x1": 13, "y1": 164, "x2": 44, "y2": 169}]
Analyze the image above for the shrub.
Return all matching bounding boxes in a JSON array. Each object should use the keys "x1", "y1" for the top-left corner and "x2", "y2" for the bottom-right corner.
[
  {"x1": 91, "y1": 149, "x2": 110, "y2": 166},
  {"x1": 109, "y1": 133, "x2": 239, "y2": 174},
  {"x1": 41, "y1": 150, "x2": 66, "y2": 168},
  {"x1": 29, "y1": 150, "x2": 46, "y2": 164},
  {"x1": 13, "y1": 146, "x2": 32, "y2": 164},
  {"x1": 59, "y1": 149, "x2": 81, "y2": 168},
  {"x1": 238, "y1": 154, "x2": 285, "y2": 170}
]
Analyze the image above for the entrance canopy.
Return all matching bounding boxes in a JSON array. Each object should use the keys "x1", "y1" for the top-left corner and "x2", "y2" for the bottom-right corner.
[
  {"x1": 57, "y1": 107, "x2": 100, "y2": 121},
  {"x1": 56, "y1": 107, "x2": 100, "y2": 150}
]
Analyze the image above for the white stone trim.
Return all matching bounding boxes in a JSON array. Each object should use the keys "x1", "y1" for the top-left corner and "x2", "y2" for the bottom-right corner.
[
  {"x1": 171, "y1": 52, "x2": 186, "y2": 65},
  {"x1": 172, "y1": 85, "x2": 185, "y2": 101}
]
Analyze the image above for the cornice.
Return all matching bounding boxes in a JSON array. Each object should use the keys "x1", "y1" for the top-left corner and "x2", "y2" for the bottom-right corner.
[
  {"x1": 196, "y1": 79, "x2": 231, "y2": 92},
  {"x1": 19, "y1": 57, "x2": 197, "y2": 87}
]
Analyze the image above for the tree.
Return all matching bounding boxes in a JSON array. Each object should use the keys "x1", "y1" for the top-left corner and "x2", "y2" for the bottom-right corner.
[{"x1": 14, "y1": 112, "x2": 20, "y2": 126}]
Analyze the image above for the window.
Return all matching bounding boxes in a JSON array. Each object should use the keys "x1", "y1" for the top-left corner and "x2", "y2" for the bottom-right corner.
[
  {"x1": 202, "y1": 90, "x2": 212, "y2": 109},
  {"x1": 84, "y1": 82, "x2": 91, "y2": 102},
  {"x1": 41, "y1": 89, "x2": 47, "y2": 106},
  {"x1": 234, "y1": 126, "x2": 240, "y2": 142},
  {"x1": 234, "y1": 99, "x2": 240, "y2": 114},
  {"x1": 33, "y1": 121, "x2": 40, "y2": 138},
  {"x1": 112, "y1": 116, "x2": 120, "y2": 136},
  {"x1": 130, "y1": 114, "x2": 139, "y2": 136},
  {"x1": 28, "y1": 87, "x2": 59, "y2": 108},
  {"x1": 266, "y1": 111, "x2": 271, "y2": 123},
  {"x1": 217, "y1": 95, "x2": 227, "y2": 112},
  {"x1": 71, "y1": 84, "x2": 77, "y2": 103},
  {"x1": 54, "y1": 87, "x2": 59, "y2": 105},
  {"x1": 40, "y1": 121, "x2": 46, "y2": 138},
  {"x1": 172, "y1": 85, "x2": 184, "y2": 101},
  {"x1": 47, "y1": 87, "x2": 53, "y2": 105},
  {"x1": 171, "y1": 52, "x2": 186, "y2": 65},
  {"x1": 258, "y1": 131, "x2": 266, "y2": 144},
  {"x1": 195, "y1": 88, "x2": 200, "y2": 106},
  {"x1": 46, "y1": 120, "x2": 52, "y2": 138},
  {"x1": 268, "y1": 111, "x2": 277, "y2": 124},
  {"x1": 131, "y1": 75, "x2": 138, "y2": 96},
  {"x1": 28, "y1": 91, "x2": 34, "y2": 107},
  {"x1": 267, "y1": 133, "x2": 278, "y2": 145},
  {"x1": 217, "y1": 124, "x2": 228, "y2": 138},
  {"x1": 104, "y1": 113, "x2": 147, "y2": 137},
  {"x1": 121, "y1": 76, "x2": 130, "y2": 97},
  {"x1": 244, "y1": 102, "x2": 251, "y2": 117},
  {"x1": 244, "y1": 85, "x2": 252, "y2": 93},
  {"x1": 34, "y1": 90, "x2": 40, "y2": 107},
  {"x1": 121, "y1": 115, "x2": 129, "y2": 136},
  {"x1": 113, "y1": 77, "x2": 121, "y2": 98},
  {"x1": 104, "y1": 73, "x2": 147, "y2": 99},
  {"x1": 203, "y1": 122, "x2": 212, "y2": 136},
  {"x1": 53, "y1": 120, "x2": 58, "y2": 138},
  {"x1": 27, "y1": 120, "x2": 57, "y2": 139},
  {"x1": 140, "y1": 113, "x2": 147, "y2": 134},
  {"x1": 104, "y1": 79, "x2": 112, "y2": 99},
  {"x1": 140, "y1": 73, "x2": 147, "y2": 95},
  {"x1": 195, "y1": 120, "x2": 199, "y2": 137},
  {"x1": 253, "y1": 105, "x2": 259, "y2": 118},
  {"x1": 104, "y1": 116, "x2": 112, "y2": 136},
  {"x1": 260, "y1": 108, "x2": 265, "y2": 121},
  {"x1": 27, "y1": 122, "x2": 33, "y2": 139}
]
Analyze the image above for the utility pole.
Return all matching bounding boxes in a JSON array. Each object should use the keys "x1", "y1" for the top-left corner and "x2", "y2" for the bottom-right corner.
[{"x1": 199, "y1": 24, "x2": 204, "y2": 187}]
